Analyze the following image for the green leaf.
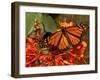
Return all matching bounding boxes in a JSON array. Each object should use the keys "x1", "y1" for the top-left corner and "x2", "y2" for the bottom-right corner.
[
  {"x1": 36, "y1": 44, "x2": 42, "y2": 50},
  {"x1": 26, "y1": 12, "x2": 42, "y2": 35},
  {"x1": 42, "y1": 14, "x2": 57, "y2": 33}
]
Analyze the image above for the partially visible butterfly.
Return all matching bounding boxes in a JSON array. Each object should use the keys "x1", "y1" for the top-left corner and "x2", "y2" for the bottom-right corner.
[
  {"x1": 48, "y1": 22, "x2": 87, "y2": 50},
  {"x1": 40, "y1": 32, "x2": 52, "y2": 48}
]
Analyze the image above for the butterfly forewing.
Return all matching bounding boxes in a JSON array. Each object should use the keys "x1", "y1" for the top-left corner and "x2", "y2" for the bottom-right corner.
[
  {"x1": 48, "y1": 31, "x2": 62, "y2": 46},
  {"x1": 66, "y1": 26, "x2": 83, "y2": 37}
]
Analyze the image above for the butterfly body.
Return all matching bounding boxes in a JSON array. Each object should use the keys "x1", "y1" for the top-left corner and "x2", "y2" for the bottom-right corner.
[{"x1": 61, "y1": 28, "x2": 67, "y2": 35}]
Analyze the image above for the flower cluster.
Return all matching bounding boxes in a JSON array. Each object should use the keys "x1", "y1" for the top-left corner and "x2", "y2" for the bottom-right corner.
[{"x1": 26, "y1": 36, "x2": 89, "y2": 67}]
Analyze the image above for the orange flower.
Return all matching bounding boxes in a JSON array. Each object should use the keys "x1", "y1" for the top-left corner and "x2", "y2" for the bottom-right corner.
[
  {"x1": 26, "y1": 37, "x2": 38, "y2": 54},
  {"x1": 39, "y1": 54, "x2": 53, "y2": 66},
  {"x1": 54, "y1": 55, "x2": 64, "y2": 66},
  {"x1": 26, "y1": 36, "x2": 39, "y2": 67}
]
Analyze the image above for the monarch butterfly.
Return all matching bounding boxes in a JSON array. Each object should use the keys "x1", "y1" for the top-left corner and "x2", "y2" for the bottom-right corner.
[{"x1": 48, "y1": 23, "x2": 87, "y2": 50}]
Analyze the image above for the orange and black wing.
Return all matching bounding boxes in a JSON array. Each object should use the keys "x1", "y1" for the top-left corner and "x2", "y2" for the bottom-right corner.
[
  {"x1": 48, "y1": 26, "x2": 84, "y2": 50},
  {"x1": 48, "y1": 31, "x2": 70, "y2": 50},
  {"x1": 66, "y1": 26, "x2": 84, "y2": 45},
  {"x1": 48, "y1": 31, "x2": 62, "y2": 47},
  {"x1": 58, "y1": 34, "x2": 70, "y2": 49},
  {"x1": 67, "y1": 26, "x2": 83, "y2": 37}
]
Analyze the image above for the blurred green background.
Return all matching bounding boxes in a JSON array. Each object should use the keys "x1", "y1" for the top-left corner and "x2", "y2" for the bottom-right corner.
[{"x1": 25, "y1": 12, "x2": 89, "y2": 35}]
